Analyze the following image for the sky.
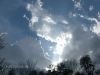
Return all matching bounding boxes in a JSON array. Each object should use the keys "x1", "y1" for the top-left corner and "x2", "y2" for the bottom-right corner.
[{"x1": 0, "y1": 0, "x2": 100, "y2": 69}]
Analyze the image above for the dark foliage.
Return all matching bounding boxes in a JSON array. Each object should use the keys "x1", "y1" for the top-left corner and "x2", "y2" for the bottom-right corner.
[
  {"x1": 80, "y1": 55, "x2": 95, "y2": 75},
  {"x1": 0, "y1": 54, "x2": 99, "y2": 75},
  {"x1": 28, "y1": 70, "x2": 37, "y2": 75},
  {"x1": 38, "y1": 71, "x2": 45, "y2": 75},
  {"x1": 0, "y1": 35, "x2": 5, "y2": 49},
  {"x1": 8, "y1": 69, "x2": 15, "y2": 75},
  {"x1": 75, "y1": 71, "x2": 84, "y2": 75}
]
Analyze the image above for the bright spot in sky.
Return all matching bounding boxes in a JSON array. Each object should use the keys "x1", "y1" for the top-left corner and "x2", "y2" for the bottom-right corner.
[
  {"x1": 52, "y1": 32, "x2": 72, "y2": 66},
  {"x1": 45, "y1": 67, "x2": 49, "y2": 71},
  {"x1": 54, "y1": 32, "x2": 72, "y2": 55},
  {"x1": 52, "y1": 57, "x2": 62, "y2": 66},
  {"x1": 45, "y1": 32, "x2": 72, "y2": 70}
]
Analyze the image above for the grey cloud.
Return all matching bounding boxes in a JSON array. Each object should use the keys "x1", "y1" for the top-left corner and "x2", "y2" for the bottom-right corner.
[
  {"x1": 62, "y1": 17, "x2": 100, "y2": 68},
  {"x1": 0, "y1": 45, "x2": 25, "y2": 64},
  {"x1": 0, "y1": 36, "x2": 50, "y2": 69},
  {"x1": 17, "y1": 37, "x2": 50, "y2": 68}
]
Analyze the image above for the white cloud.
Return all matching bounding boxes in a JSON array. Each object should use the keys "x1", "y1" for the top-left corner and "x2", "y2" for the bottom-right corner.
[
  {"x1": 26, "y1": 0, "x2": 72, "y2": 65},
  {"x1": 78, "y1": 14, "x2": 100, "y2": 36},
  {"x1": 89, "y1": 5, "x2": 94, "y2": 11},
  {"x1": 37, "y1": 24, "x2": 51, "y2": 35},
  {"x1": 82, "y1": 24, "x2": 88, "y2": 32},
  {"x1": 52, "y1": 32, "x2": 72, "y2": 65},
  {"x1": 73, "y1": 0, "x2": 82, "y2": 10},
  {"x1": 53, "y1": 32, "x2": 72, "y2": 56},
  {"x1": 0, "y1": 32, "x2": 8, "y2": 37},
  {"x1": 74, "y1": 2, "x2": 81, "y2": 9},
  {"x1": 80, "y1": 15, "x2": 100, "y2": 36},
  {"x1": 43, "y1": 16, "x2": 56, "y2": 24},
  {"x1": 30, "y1": 16, "x2": 38, "y2": 25},
  {"x1": 98, "y1": 12, "x2": 100, "y2": 19},
  {"x1": 91, "y1": 22, "x2": 100, "y2": 36},
  {"x1": 37, "y1": 0, "x2": 43, "y2": 7},
  {"x1": 26, "y1": 0, "x2": 99, "y2": 67},
  {"x1": 75, "y1": 13, "x2": 100, "y2": 36},
  {"x1": 62, "y1": 20, "x2": 69, "y2": 24}
]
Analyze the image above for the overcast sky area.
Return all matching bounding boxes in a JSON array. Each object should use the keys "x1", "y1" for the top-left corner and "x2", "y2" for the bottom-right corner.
[{"x1": 0, "y1": 0, "x2": 100, "y2": 69}]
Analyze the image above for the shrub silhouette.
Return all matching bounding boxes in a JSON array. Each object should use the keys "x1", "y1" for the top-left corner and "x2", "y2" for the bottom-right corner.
[
  {"x1": 80, "y1": 55, "x2": 95, "y2": 75},
  {"x1": 0, "y1": 33, "x2": 6, "y2": 50},
  {"x1": 38, "y1": 71, "x2": 45, "y2": 75},
  {"x1": 28, "y1": 70, "x2": 37, "y2": 75},
  {"x1": 8, "y1": 69, "x2": 15, "y2": 75},
  {"x1": 75, "y1": 71, "x2": 84, "y2": 75}
]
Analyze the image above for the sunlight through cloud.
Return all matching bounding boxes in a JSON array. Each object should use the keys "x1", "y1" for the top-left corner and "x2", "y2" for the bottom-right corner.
[{"x1": 26, "y1": 0, "x2": 73, "y2": 66}]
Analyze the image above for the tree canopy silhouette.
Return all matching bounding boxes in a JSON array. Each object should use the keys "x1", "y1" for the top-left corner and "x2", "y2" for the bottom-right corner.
[
  {"x1": 80, "y1": 55, "x2": 95, "y2": 75},
  {"x1": 0, "y1": 34, "x2": 5, "y2": 49}
]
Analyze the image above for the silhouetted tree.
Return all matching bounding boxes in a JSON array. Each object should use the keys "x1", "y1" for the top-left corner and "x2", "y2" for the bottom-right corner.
[
  {"x1": 0, "y1": 33, "x2": 6, "y2": 50},
  {"x1": 28, "y1": 70, "x2": 37, "y2": 75},
  {"x1": 0, "y1": 58, "x2": 9, "y2": 75},
  {"x1": 57, "y1": 62, "x2": 65, "y2": 72},
  {"x1": 62, "y1": 68, "x2": 73, "y2": 75},
  {"x1": 47, "y1": 70, "x2": 51, "y2": 75},
  {"x1": 0, "y1": 58, "x2": 5, "y2": 71},
  {"x1": 95, "y1": 69, "x2": 100, "y2": 75},
  {"x1": 0, "y1": 37, "x2": 4, "y2": 49},
  {"x1": 26, "y1": 60, "x2": 37, "y2": 69},
  {"x1": 80, "y1": 55, "x2": 95, "y2": 75},
  {"x1": 64, "y1": 60, "x2": 78, "y2": 71},
  {"x1": 75, "y1": 71, "x2": 84, "y2": 75},
  {"x1": 0, "y1": 33, "x2": 8, "y2": 74},
  {"x1": 38, "y1": 71, "x2": 45, "y2": 75},
  {"x1": 57, "y1": 61, "x2": 74, "y2": 75},
  {"x1": 56, "y1": 60, "x2": 79, "y2": 75},
  {"x1": 8, "y1": 69, "x2": 15, "y2": 75}
]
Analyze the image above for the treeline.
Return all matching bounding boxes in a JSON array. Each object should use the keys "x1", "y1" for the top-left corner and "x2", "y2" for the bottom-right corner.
[{"x1": 0, "y1": 55, "x2": 100, "y2": 75}]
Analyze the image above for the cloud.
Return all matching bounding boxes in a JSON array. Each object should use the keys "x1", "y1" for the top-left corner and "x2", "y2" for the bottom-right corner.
[
  {"x1": 64, "y1": 10, "x2": 100, "y2": 67},
  {"x1": 17, "y1": 37, "x2": 50, "y2": 68},
  {"x1": 89, "y1": 5, "x2": 94, "y2": 11},
  {"x1": 26, "y1": 0, "x2": 73, "y2": 65},
  {"x1": 91, "y1": 21, "x2": 100, "y2": 36},
  {"x1": 0, "y1": 44, "x2": 25, "y2": 64},
  {"x1": 0, "y1": 0, "x2": 51, "y2": 69},
  {"x1": 25, "y1": 0, "x2": 100, "y2": 67},
  {"x1": 43, "y1": 16, "x2": 56, "y2": 24},
  {"x1": 0, "y1": 36, "x2": 50, "y2": 68},
  {"x1": 71, "y1": 13, "x2": 100, "y2": 36},
  {"x1": 77, "y1": 13, "x2": 100, "y2": 36},
  {"x1": 62, "y1": 20, "x2": 69, "y2": 24},
  {"x1": 98, "y1": 12, "x2": 100, "y2": 19},
  {"x1": 72, "y1": 0, "x2": 82, "y2": 10}
]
